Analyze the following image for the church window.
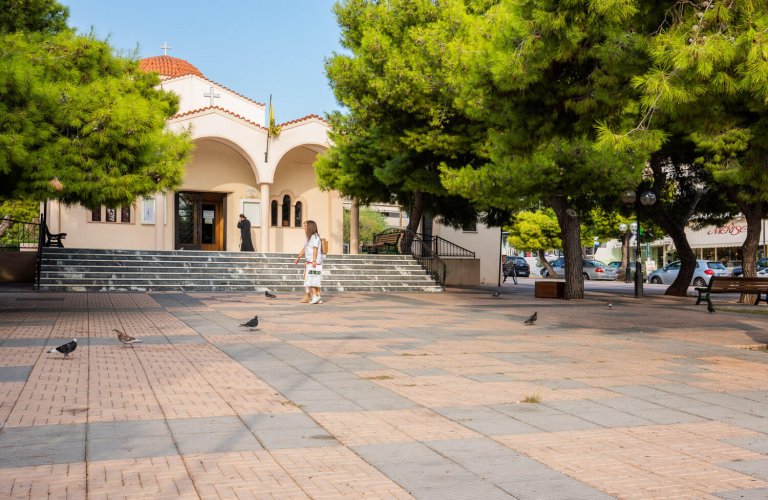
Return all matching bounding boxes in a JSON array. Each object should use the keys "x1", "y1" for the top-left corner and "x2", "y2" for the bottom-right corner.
[
  {"x1": 90, "y1": 205, "x2": 133, "y2": 223},
  {"x1": 294, "y1": 201, "x2": 303, "y2": 227},
  {"x1": 271, "y1": 200, "x2": 278, "y2": 226},
  {"x1": 282, "y1": 195, "x2": 291, "y2": 227}
]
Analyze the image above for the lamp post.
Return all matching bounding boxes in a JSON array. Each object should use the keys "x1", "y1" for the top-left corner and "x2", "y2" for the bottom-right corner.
[{"x1": 621, "y1": 189, "x2": 657, "y2": 298}]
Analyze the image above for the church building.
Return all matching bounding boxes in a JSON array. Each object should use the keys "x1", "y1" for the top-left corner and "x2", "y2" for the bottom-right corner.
[{"x1": 45, "y1": 55, "x2": 343, "y2": 255}]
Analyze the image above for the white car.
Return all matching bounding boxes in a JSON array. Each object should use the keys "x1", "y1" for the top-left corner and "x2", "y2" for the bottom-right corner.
[
  {"x1": 541, "y1": 258, "x2": 618, "y2": 280},
  {"x1": 647, "y1": 260, "x2": 729, "y2": 287}
]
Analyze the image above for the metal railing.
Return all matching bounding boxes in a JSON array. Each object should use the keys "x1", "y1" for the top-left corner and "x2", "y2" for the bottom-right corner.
[
  {"x1": 431, "y1": 235, "x2": 475, "y2": 258},
  {"x1": 0, "y1": 217, "x2": 41, "y2": 252},
  {"x1": 402, "y1": 230, "x2": 447, "y2": 288}
]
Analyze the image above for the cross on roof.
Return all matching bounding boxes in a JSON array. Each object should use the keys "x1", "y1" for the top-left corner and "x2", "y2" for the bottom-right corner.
[
  {"x1": 204, "y1": 86, "x2": 221, "y2": 106},
  {"x1": 160, "y1": 42, "x2": 171, "y2": 55}
]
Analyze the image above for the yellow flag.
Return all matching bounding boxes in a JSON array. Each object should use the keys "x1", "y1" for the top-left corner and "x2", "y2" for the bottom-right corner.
[{"x1": 268, "y1": 97, "x2": 281, "y2": 137}]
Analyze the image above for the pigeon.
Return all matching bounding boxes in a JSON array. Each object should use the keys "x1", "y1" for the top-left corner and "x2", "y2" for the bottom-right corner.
[
  {"x1": 49, "y1": 339, "x2": 77, "y2": 357},
  {"x1": 523, "y1": 312, "x2": 538, "y2": 325},
  {"x1": 240, "y1": 315, "x2": 259, "y2": 330},
  {"x1": 491, "y1": 291, "x2": 500, "y2": 297},
  {"x1": 707, "y1": 302, "x2": 715, "y2": 313},
  {"x1": 114, "y1": 329, "x2": 142, "y2": 346},
  {"x1": 608, "y1": 303, "x2": 613, "y2": 309},
  {"x1": 265, "y1": 291, "x2": 277, "y2": 299}
]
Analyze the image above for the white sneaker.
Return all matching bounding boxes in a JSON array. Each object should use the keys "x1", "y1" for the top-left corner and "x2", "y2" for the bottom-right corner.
[{"x1": 310, "y1": 295, "x2": 322, "y2": 304}]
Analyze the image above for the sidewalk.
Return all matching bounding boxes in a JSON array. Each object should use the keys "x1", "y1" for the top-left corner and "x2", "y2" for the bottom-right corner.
[{"x1": 0, "y1": 281, "x2": 766, "y2": 499}]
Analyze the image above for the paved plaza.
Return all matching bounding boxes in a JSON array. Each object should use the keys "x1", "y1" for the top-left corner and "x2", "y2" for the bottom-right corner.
[{"x1": 0, "y1": 280, "x2": 767, "y2": 499}]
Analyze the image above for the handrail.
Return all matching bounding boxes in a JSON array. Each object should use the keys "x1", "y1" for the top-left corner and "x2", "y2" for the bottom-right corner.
[
  {"x1": 402, "y1": 229, "x2": 447, "y2": 288},
  {"x1": 36, "y1": 212, "x2": 45, "y2": 290},
  {"x1": 431, "y1": 235, "x2": 475, "y2": 258}
]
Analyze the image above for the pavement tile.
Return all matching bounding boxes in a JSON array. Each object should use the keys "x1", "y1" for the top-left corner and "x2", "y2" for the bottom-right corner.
[{"x1": 0, "y1": 285, "x2": 767, "y2": 498}]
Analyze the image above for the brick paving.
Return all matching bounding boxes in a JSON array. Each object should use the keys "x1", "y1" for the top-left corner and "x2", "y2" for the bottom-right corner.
[{"x1": 0, "y1": 280, "x2": 767, "y2": 499}]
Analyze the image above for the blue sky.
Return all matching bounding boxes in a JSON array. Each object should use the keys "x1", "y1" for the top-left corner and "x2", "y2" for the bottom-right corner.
[{"x1": 60, "y1": 0, "x2": 344, "y2": 122}]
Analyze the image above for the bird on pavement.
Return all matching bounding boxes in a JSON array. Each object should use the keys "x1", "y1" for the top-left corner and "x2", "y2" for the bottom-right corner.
[
  {"x1": 49, "y1": 339, "x2": 77, "y2": 357},
  {"x1": 265, "y1": 291, "x2": 277, "y2": 299},
  {"x1": 523, "y1": 312, "x2": 538, "y2": 325},
  {"x1": 491, "y1": 291, "x2": 500, "y2": 298},
  {"x1": 608, "y1": 303, "x2": 613, "y2": 309},
  {"x1": 707, "y1": 302, "x2": 715, "y2": 313},
  {"x1": 240, "y1": 315, "x2": 259, "y2": 330},
  {"x1": 114, "y1": 329, "x2": 142, "y2": 346}
]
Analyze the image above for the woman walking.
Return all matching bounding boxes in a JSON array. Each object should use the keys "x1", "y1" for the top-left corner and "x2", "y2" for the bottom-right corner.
[{"x1": 294, "y1": 220, "x2": 324, "y2": 304}]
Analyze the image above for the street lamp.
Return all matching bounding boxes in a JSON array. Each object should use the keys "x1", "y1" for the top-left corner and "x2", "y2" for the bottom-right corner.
[{"x1": 621, "y1": 189, "x2": 657, "y2": 298}]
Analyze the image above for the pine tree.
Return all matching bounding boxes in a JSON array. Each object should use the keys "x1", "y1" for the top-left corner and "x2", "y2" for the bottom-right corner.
[
  {"x1": 317, "y1": 0, "x2": 489, "y2": 242},
  {"x1": 441, "y1": 0, "x2": 657, "y2": 299},
  {"x1": 0, "y1": 0, "x2": 193, "y2": 208}
]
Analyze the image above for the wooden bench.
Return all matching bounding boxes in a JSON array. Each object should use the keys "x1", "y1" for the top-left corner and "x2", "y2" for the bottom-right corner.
[
  {"x1": 44, "y1": 226, "x2": 67, "y2": 247},
  {"x1": 695, "y1": 276, "x2": 768, "y2": 312},
  {"x1": 361, "y1": 229, "x2": 403, "y2": 254}
]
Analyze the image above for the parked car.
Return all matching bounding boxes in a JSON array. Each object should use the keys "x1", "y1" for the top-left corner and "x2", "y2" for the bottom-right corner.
[
  {"x1": 607, "y1": 261, "x2": 644, "y2": 279},
  {"x1": 540, "y1": 258, "x2": 618, "y2": 280},
  {"x1": 503, "y1": 256, "x2": 530, "y2": 278},
  {"x1": 730, "y1": 257, "x2": 768, "y2": 277},
  {"x1": 646, "y1": 259, "x2": 729, "y2": 286}
]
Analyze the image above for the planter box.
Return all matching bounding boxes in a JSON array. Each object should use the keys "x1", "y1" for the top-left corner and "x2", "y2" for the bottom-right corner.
[{"x1": 535, "y1": 280, "x2": 565, "y2": 299}]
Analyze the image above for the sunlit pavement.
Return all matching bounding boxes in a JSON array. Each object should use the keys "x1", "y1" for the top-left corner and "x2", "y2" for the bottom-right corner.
[{"x1": 0, "y1": 283, "x2": 766, "y2": 499}]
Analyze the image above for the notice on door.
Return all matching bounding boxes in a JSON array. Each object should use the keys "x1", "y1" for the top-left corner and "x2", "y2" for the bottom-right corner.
[{"x1": 203, "y1": 209, "x2": 214, "y2": 224}]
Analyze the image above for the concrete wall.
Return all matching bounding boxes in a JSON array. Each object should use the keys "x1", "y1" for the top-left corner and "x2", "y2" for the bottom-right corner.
[
  {"x1": 434, "y1": 223, "x2": 501, "y2": 284},
  {"x1": 0, "y1": 251, "x2": 36, "y2": 283},
  {"x1": 444, "y1": 258, "x2": 481, "y2": 286}
]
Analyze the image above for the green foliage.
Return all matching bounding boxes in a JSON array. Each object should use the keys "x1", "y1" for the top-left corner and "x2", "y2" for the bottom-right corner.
[
  {"x1": 0, "y1": 2, "x2": 194, "y2": 208},
  {"x1": 0, "y1": 199, "x2": 39, "y2": 222},
  {"x1": 0, "y1": 0, "x2": 69, "y2": 34},
  {"x1": 505, "y1": 209, "x2": 561, "y2": 253},
  {"x1": 317, "y1": 0, "x2": 485, "y2": 229},
  {"x1": 343, "y1": 207, "x2": 389, "y2": 244}
]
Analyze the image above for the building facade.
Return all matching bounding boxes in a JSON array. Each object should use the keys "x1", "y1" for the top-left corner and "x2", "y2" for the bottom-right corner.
[{"x1": 45, "y1": 55, "x2": 343, "y2": 255}]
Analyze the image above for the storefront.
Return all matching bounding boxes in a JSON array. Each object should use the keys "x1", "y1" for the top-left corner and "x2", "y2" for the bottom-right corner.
[{"x1": 684, "y1": 217, "x2": 768, "y2": 268}]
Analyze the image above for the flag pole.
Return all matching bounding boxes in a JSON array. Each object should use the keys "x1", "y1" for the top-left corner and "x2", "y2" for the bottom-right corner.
[{"x1": 264, "y1": 94, "x2": 272, "y2": 163}]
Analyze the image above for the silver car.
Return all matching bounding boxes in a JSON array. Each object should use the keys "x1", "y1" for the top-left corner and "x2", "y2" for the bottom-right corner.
[
  {"x1": 541, "y1": 258, "x2": 618, "y2": 280},
  {"x1": 647, "y1": 259, "x2": 729, "y2": 287}
]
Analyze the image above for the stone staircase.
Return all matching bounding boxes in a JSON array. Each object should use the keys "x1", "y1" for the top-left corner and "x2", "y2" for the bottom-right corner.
[{"x1": 38, "y1": 248, "x2": 443, "y2": 293}]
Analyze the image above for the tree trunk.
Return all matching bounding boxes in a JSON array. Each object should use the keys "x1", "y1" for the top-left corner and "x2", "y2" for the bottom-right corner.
[
  {"x1": 645, "y1": 151, "x2": 705, "y2": 297},
  {"x1": 735, "y1": 199, "x2": 764, "y2": 304},
  {"x1": 550, "y1": 196, "x2": 584, "y2": 300},
  {"x1": 621, "y1": 233, "x2": 630, "y2": 283},
  {"x1": 402, "y1": 190, "x2": 425, "y2": 254},
  {"x1": 538, "y1": 248, "x2": 558, "y2": 278},
  {"x1": 0, "y1": 215, "x2": 10, "y2": 238}
]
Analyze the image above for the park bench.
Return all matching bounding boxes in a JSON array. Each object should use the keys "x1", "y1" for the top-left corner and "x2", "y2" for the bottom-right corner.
[
  {"x1": 695, "y1": 276, "x2": 768, "y2": 312},
  {"x1": 44, "y1": 225, "x2": 67, "y2": 247},
  {"x1": 361, "y1": 229, "x2": 403, "y2": 254}
]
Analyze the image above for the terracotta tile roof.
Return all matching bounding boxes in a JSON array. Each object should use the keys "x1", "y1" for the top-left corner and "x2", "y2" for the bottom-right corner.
[
  {"x1": 139, "y1": 56, "x2": 203, "y2": 78},
  {"x1": 277, "y1": 114, "x2": 329, "y2": 127},
  {"x1": 169, "y1": 106, "x2": 267, "y2": 131}
]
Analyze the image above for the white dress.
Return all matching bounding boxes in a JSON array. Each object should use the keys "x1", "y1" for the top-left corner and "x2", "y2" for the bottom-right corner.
[{"x1": 303, "y1": 234, "x2": 323, "y2": 287}]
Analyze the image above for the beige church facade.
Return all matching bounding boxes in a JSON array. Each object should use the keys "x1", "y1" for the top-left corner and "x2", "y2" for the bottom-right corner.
[{"x1": 45, "y1": 55, "x2": 343, "y2": 255}]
